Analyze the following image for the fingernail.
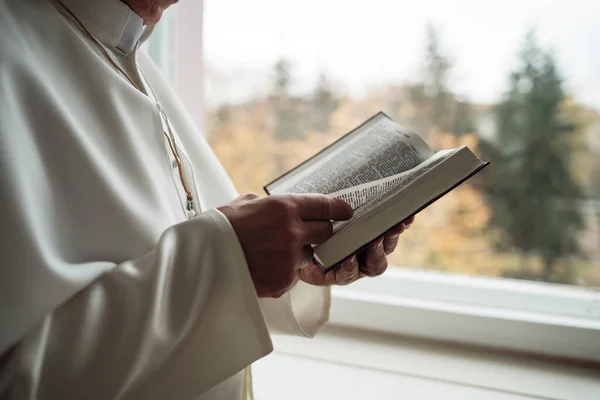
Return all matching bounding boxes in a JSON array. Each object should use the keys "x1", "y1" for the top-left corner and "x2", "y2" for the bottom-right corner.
[
  {"x1": 405, "y1": 223, "x2": 411, "y2": 230},
  {"x1": 345, "y1": 255, "x2": 357, "y2": 266},
  {"x1": 376, "y1": 238, "x2": 384, "y2": 248}
]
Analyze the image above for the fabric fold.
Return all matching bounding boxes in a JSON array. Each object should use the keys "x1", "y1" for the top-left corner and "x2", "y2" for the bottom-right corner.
[
  {"x1": 0, "y1": 1, "x2": 333, "y2": 398},
  {"x1": 259, "y1": 283, "x2": 331, "y2": 338},
  {"x1": 11, "y1": 210, "x2": 273, "y2": 400}
]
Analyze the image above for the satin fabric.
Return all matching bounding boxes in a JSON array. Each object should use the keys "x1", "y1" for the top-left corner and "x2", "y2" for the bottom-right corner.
[{"x1": 0, "y1": 0, "x2": 330, "y2": 398}]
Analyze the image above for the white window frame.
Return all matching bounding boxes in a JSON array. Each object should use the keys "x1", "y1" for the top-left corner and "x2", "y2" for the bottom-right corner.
[
  {"x1": 330, "y1": 268, "x2": 600, "y2": 362},
  {"x1": 145, "y1": 9, "x2": 175, "y2": 82},
  {"x1": 151, "y1": 3, "x2": 600, "y2": 364}
]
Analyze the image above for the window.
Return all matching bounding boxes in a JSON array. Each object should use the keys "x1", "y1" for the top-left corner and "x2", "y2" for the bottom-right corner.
[
  {"x1": 201, "y1": 0, "x2": 600, "y2": 290},
  {"x1": 149, "y1": 0, "x2": 600, "y2": 364}
]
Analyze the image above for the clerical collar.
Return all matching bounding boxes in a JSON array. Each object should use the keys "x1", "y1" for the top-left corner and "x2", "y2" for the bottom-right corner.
[{"x1": 58, "y1": 0, "x2": 152, "y2": 54}]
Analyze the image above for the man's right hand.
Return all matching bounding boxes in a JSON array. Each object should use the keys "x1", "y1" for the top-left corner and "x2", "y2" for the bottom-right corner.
[{"x1": 218, "y1": 193, "x2": 354, "y2": 298}]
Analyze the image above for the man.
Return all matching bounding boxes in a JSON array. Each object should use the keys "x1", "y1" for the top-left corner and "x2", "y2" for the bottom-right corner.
[{"x1": 0, "y1": 0, "x2": 414, "y2": 398}]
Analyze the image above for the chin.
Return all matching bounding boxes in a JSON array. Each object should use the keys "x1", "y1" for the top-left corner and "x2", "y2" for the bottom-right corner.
[{"x1": 126, "y1": 0, "x2": 179, "y2": 25}]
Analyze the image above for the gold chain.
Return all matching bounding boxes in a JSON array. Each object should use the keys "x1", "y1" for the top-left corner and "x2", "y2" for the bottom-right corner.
[{"x1": 54, "y1": 0, "x2": 195, "y2": 212}]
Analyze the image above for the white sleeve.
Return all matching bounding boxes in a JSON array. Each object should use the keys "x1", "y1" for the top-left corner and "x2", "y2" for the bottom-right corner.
[
  {"x1": 131, "y1": 51, "x2": 334, "y2": 340},
  {"x1": 9, "y1": 209, "x2": 273, "y2": 400},
  {"x1": 259, "y1": 283, "x2": 331, "y2": 338}
]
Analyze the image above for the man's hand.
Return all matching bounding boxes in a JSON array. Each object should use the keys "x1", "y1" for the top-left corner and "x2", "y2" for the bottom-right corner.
[
  {"x1": 299, "y1": 216, "x2": 415, "y2": 286},
  {"x1": 218, "y1": 193, "x2": 354, "y2": 298}
]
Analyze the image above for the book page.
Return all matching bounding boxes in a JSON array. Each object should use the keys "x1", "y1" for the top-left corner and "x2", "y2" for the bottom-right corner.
[
  {"x1": 267, "y1": 114, "x2": 433, "y2": 195},
  {"x1": 329, "y1": 148, "x2": 459, "y2": 232}
]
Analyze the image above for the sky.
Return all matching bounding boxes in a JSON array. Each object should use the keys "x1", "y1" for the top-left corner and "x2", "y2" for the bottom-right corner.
[{"x1": 203, "y1": 0, "x2": 600, "y2": 109}]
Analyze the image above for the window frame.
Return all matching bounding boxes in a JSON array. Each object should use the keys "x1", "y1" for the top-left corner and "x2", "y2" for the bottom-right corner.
[
  {"x1": 145, "y1": 9, "x2": 175, "y2": 82},
  {"x1": 150, "y1": 4, "x2": 600, "y2": 364},
  {"x1": 330, "y1": 268, "x2": 600, "y2": 363}
]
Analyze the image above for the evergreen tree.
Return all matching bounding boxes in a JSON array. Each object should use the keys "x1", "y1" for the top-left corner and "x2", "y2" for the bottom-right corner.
[
  {"x1": 590, "y1": 140, "x2": 600, "y2": 199},
  {"x1": 272, "y1": 58, "x2": 304, "y2": 141},
  {"x1": 216, "y1": 103, "x2": 231, "y2": 125},
  {"x1": 408, "y1": 24, "x2": 461, "y2": 135},
  {"x1": 481, "y1": 32, "x2": 585, "y2": 281},
  {"x1": 452, "y1": 100, "x2": 475, "y2": 135},
  {"x1": 309, "y1": 72, "x2": 339, "y2": 132},
  {"x1": 423, "y1": 24, "x2": 453, "y2": 130},
  {"x1": 206, "y1": 103, "x2": 232, "y2": 139},
  {"x1": 273, "y1": 59, "x2": 291, "y2": 98}
]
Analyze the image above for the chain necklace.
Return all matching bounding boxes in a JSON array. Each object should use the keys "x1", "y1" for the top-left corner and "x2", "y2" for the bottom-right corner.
[{"x1": 54, "y1": 0, "x2": 196, "y2": 213}]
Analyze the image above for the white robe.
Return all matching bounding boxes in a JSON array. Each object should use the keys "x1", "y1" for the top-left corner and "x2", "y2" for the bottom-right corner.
[{"x1": 0, "y1": 0, "x2": 330, "y2": 398}]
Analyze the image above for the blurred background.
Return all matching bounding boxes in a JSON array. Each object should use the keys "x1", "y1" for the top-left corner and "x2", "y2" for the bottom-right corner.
[
  {"x1": 145, "y1": 2, "x2": 600, "y2": 397},
  {"x1": 203, "y1": 0, "x2": 600, "y2": 288},
  {"x1": 152, "y1": 0, "x2": 600, "y2": 288}
]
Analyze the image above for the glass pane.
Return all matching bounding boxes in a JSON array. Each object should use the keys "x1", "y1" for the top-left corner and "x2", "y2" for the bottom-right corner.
[{"x1": 203, "y1": 0, "x2": 600, "y2": 287}]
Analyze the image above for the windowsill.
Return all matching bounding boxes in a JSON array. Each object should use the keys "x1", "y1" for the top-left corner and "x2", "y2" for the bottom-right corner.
[
  {"x1": 330, "y1": 268, "x2": 600, "y2": 363},
  {"x1": 255, "y1": 325, "x2": 600, "y2": 400},
  {"x1": 254, "y1": 269, "x2": 600, "y2": 399}
]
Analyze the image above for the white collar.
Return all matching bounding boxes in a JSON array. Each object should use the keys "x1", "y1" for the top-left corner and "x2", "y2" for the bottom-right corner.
[{"x1": 58, "y1": 0, "x2": 153, "y2": 54}]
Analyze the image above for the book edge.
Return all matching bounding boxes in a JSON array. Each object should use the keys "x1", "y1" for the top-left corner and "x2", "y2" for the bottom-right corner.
[{"x1": 318, "y1": 161, "x2": 491, "y2": 271}]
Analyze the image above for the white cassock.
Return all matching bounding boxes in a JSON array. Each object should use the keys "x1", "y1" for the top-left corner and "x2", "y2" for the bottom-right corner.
[{"x1": 0, "y1": 0, "x2": 331, "y2": 398}]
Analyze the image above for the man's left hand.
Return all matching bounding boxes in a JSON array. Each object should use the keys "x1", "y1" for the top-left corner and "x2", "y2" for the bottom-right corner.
[{"x1": 299, "y1": 215, "x2": 415, "y2": 286}]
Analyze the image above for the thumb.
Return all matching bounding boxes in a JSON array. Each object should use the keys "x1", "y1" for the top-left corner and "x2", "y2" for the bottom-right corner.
[{"x1": 298, "y1": 261, "x2": 327, "y2": 286}]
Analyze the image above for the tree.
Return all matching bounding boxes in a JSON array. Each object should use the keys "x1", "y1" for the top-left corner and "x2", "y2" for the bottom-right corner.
[
  {"x1": 387, "y1": 132, "x2": 496, "y2": 274},
  {"x1": 407, "y1": 24, "x2": 464, "y2": 136},
  {"x1": 585, "y1": 119, "x2": 600, "y2": 200},
  {"x1": 451, "y1": 99, "x2": 475, "y2": 136},
  {"x1": 205, "y1": 103, "x2": 233, "y2": 141},
  {"x1": 422, "y1": 24, "x2": 453, "y2": 130},
  {"x1": 481, "y1": 32, "x2": 585, "y2": 281},
  {"x1": 271, "y1": 58, "x2": 305, "y2": 141},
  {"x1": 309, "y1": 72, "x2": 339, "y2": 132},
  {"x1": 591, "y1": 157, "x2": 600, "y2": 199},
  {"x1": 273, "y1": 59, "x2": 291, "y2": 98}
]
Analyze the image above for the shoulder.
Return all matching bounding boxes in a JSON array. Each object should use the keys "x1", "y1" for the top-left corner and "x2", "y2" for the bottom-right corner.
[
  {"x1": 0, "y1": 0, "x2": 59, "y2": 67},
  {"x1": 0, "y1": 0, "x2": 68, "y2": 109},
  {"x1": 0, "y1": 0, "x2": 98, "y2": 92},
  {"x1": 0, "y1": 0, "x2": 121, "y2": 136}
]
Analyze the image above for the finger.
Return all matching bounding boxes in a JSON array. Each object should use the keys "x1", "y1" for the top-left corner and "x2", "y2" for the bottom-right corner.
[
  {"x1": 387, "y1": 223, "x2": 406, "y2": 236},
  {"x1": 301, "y1": 220, "x2": 333, "y2": 244},
  {"x1": 291, "y1": 194, "x2": 354, "y2": 221},
  {"x1": 383, "y1": 233, "x2": 400, "y2": 254},
  {"x1": 387, "y1": 215, "x2": 415, "y2": 235},
  {"x1": 298, "y1": 246, "x2": 314, "y2": 269},
  {"x1": 298, "y1": 261, "x2": 327, "y2": 286},
  {"x1": 235, "y1": 192, "x2": 261, "y2": 203},
  {"x1": 328, "y1": 255, "x2": 360, "y2": 285},
  {"x1": 360, "y1": 238, "x2": 388, "y2": 277}
]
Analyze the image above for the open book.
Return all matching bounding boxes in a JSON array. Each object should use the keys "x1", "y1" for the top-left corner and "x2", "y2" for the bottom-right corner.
[{"x1": 264, "y1": 112, "x2": 489, "y2": 271}]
